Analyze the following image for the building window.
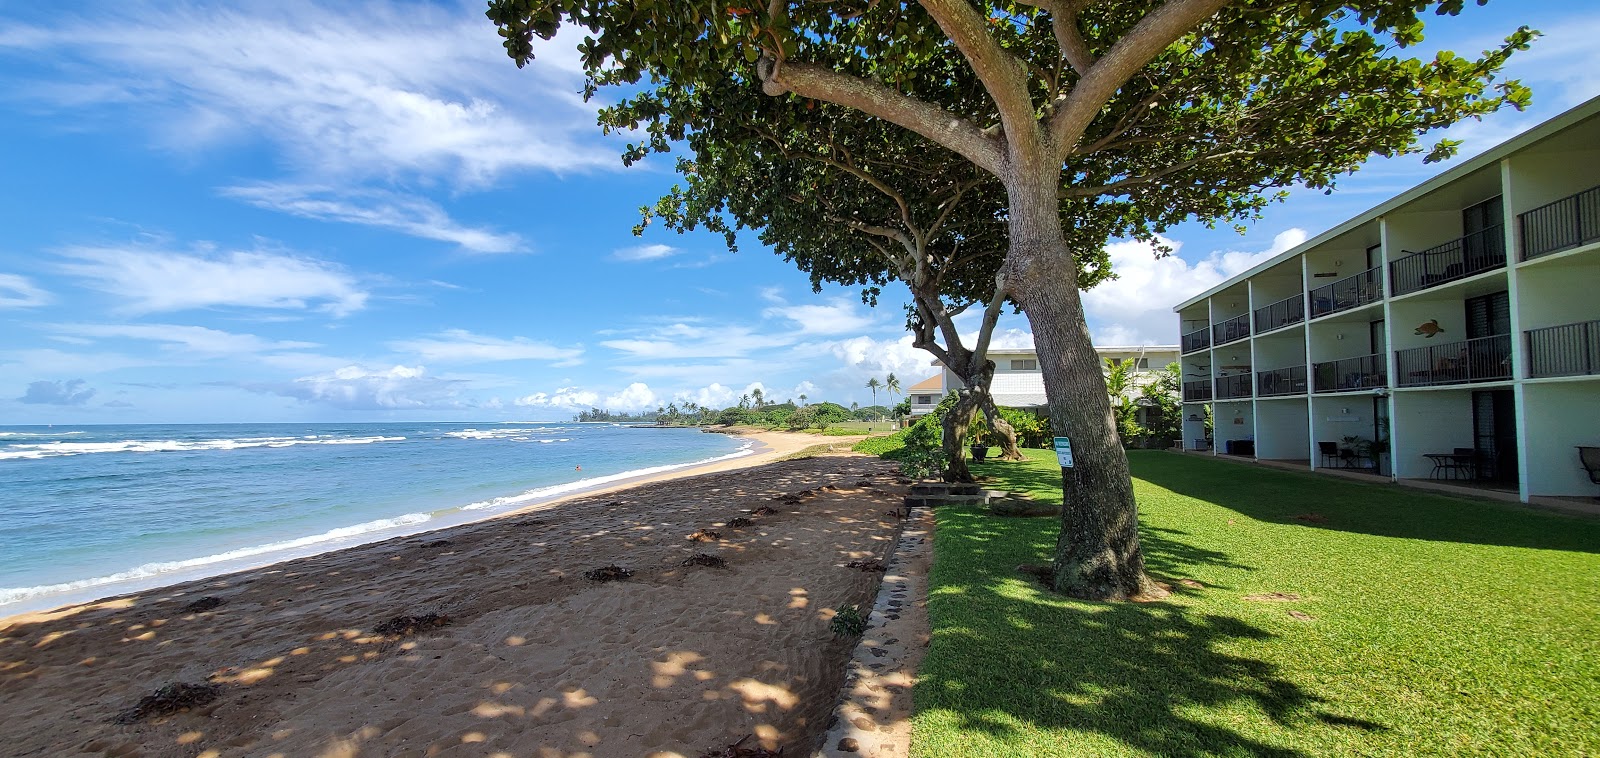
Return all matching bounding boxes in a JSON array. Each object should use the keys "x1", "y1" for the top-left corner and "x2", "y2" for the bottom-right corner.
[
  {"x1": 1010, "y1": 359, "x2": 1038, "y2": 371},
  {"x1": 1135, "y1": 358, "x2": 1149, "y2": 370},
  {"x1": 916, "y1": 395, "x2": 933, "y2": 404}
]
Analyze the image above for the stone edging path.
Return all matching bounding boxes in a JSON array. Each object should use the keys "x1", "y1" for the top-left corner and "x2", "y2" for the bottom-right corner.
[{"x1": 814, "y1": 505, "x2": 934, "y2": 757}]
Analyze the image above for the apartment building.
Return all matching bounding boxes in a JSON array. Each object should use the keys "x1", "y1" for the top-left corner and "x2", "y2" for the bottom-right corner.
[
  {"x1": 1174, "y1": 96, "x2": 1600, "y2": 505},
  {"x1": 906, "y1": 344, "x2": 1180, "y2": 417}
]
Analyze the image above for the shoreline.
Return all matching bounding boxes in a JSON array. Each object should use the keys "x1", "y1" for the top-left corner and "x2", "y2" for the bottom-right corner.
[{"x1": 0, "y1": 428, "x2": 844, "y2": 625}]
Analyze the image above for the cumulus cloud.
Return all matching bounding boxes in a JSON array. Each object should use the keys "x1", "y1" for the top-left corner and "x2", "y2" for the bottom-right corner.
[
  {"x1": 612, "y1": 243, "x2": 679, "y2": 262},
  {"x1": 18, "y1": 378, "x2": 96, "y2": 405},
  {"x1": 820, "y1": 334, "x2": 936, "y2": 381},
  {"x1": 514, "y1": 386, "x2": 601, "y2": 409},
  {"x1": 248, "y1": 364, "x2": 468, "y2": 410},
  {"x1": 603, "y1": 382, "x2": 660, "y2": 413},
  {"x1": 57, "y1": 244, "x2": 369, "y2": 316},
  {"x1": 0, "y1": 273, "x2": 51, "y2": 308},
  {"x1": 221, "y1": 184, "x2": 525, "y2": 254},
  {"x1": 1081, "y1": 228, "x2": 1307, "y2": 345},
  {"x1": 389, "y1": 329, "x2": 582, "y2": 365},
  {"x1": 762, "y1": 295, "x2": 878, "y2": 335}
]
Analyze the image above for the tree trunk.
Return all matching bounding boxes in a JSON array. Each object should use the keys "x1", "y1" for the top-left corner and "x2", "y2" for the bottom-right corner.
[
  {"x1": 1003, "y1": 172, "x2": 1164, "y2": 601},
  {"x1": 977, "y1": 392, "x2": 1025, "y2": 460},
  {"x1": 939, "y1": 388, "x2": 982, "y2": 483}
]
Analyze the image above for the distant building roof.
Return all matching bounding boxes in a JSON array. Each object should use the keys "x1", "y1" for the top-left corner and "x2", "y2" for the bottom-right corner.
[
  {"x1": 907, "y1": 375, "x2": 942, "y2": 393},
  {"x1": 989, "y1": 373, "x2": 1049, "y2": 408}
]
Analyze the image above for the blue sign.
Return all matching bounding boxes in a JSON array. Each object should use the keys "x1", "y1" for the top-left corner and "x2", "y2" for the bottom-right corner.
[{"x1": 1054, "y1": 436, "x2": 1074, "y2": 468}]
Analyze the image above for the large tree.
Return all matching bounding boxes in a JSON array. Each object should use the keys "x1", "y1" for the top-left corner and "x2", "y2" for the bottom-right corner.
[{"x1": 488, "y1": 0, "x2": 1532, "y2": 599}]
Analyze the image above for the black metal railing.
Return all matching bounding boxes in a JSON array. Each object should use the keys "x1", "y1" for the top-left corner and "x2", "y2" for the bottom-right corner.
[
  {"x1": 1390, "y1": 225, "x2": 1506, "y2": 296},
  {"x1": 1520, "y1": 185, "x2": 1600, "y2": 260},
  {"x1": 1527, "y1": 320, "x2": 1600, "y2": 378},
  {"x1": 1182, "y1": 380, "x2": 1212, "y2": 402},
  {"x1": 1312, "y1": 353, "x2": 1386, "y2": 393},
  {"x1": 1215, "y1": 374, "x2": 1253, "y2": 399},
  {"x1": 1257, "y1": 365, "x2": 1308, "y2": 397},
  {"x1": 1395, "y1": 335, "x2": 1512, "y2": 387},
  {"x1": 1212, "y1": 314, "x2": 1251, "y2": 346},
  {"x1": 1181, "y1": 326, "x2": 1211, "y2": 354},
  {"x1": 1254, "y1": 294, "x2": 1305, "y2": 333},
  {"x1": 1309, "y1": 265, "x2": 1382, "y2": 318}
]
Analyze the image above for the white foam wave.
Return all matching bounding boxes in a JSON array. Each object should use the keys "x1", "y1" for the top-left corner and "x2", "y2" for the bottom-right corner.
[
  {"x1": 0, "y1": 435, "x2": 406, "y2": 461},
  {"x1": 0, "y1": 512, "x2": 433, "y2": 607},
  {"x1": 0, "y1": 430, "x2": 86, "y2": 438},
  {"x1": 446, "y1": 427, "x2": 574, "y2": 440},
  {"x1": 461, "y1": 441, "x2": 756, "y2": 512}
]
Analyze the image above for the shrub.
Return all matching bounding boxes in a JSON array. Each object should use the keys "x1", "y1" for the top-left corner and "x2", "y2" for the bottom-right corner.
[
  {"x1": 898, "y1": 419, "x2": 945, "y2": 479},
  {"x1": 852, "y1": 429, "x2": 909, "y2": 457},
  {"x1": 829, "y1": 604, "x2": 869, "y2": 637}
]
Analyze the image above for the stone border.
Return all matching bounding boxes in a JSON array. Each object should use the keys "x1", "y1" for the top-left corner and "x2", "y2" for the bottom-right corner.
[{"x1": 813, "y1": 506, "x2": 933, "y2": 757}]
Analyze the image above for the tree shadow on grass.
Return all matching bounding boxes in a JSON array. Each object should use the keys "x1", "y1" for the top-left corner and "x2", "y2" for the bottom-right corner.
[
  {"x1": 1127, "y1": 452, "x2": 1600, "y2": 554},
  {"x1": 919, "y1": 508, "x2": 1386, "y2": 757}
]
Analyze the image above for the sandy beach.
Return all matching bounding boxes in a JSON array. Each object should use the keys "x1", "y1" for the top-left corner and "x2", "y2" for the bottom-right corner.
[{"x1": 0, "y1": 431, "x2": 909, "y2": 757}]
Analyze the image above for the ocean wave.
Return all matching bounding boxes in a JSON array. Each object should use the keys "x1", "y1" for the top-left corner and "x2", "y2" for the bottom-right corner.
[
  {"x1": 0, "y1": 430, "x2": 85, "y2": 438},
  {"x1": 461, "y1": 440, "x2": 756, "y2": 511},
  {"x1": 0, "y1": 435, "x2": 406, "y2": 461},
  {"x1": 0, "y1": 512, "x2": 432, "y2": 607},
  {"x1": 446, "y1": 427, "x2": 574, "y2": 440}
]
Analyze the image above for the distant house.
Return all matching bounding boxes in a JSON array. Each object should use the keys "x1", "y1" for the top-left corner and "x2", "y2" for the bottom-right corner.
[{"x1": 903, "y1": 345, "x2": 1180, "y2": 419}]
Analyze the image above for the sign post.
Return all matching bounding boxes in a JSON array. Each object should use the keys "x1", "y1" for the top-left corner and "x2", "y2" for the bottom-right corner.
[{"x1": 1054, "y1": 436, "x2": 1074, "y2": 469}]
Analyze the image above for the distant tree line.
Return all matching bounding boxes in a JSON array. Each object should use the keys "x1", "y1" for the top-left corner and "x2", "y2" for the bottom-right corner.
[{"x1": 572, "y1": 397, "x2": 905, "y2": 432}]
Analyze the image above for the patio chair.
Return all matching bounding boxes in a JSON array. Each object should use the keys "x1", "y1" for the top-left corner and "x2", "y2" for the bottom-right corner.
[
  {"x1": 1580, "y1": 447, "x2": 1600, "y2": 499},
  {"x1": 1318, "y1": 441, "x2": 1340, "y2": 468}
]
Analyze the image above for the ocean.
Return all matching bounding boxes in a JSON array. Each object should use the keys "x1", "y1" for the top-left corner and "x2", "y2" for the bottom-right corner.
[{"x1": 0, "y1": 422, "x2": 751, "y2": 615}]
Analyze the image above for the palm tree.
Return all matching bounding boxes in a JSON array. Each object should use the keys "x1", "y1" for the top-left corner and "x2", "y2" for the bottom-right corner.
[
  {"x1": 865, "y1": 377, "x2": 882, "y2": 411},
  {"x1": 751, "y1": 387, "x2": 765, "y2": 408},
  {"x1": 884, "y1": 373, "x2": 901, "y2": 421},
  {"x1": 798, "y1": 393, "x2": 807, "y2": 406}
]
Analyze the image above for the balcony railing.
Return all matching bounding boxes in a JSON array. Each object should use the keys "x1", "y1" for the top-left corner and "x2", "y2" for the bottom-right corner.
[
  {"x1": 1395, "y1": 335, "x2": 1513, "y2": 387},
  {"x1": 1309, "y1": 266, "x2": 1382, "y2": 318},
  {"x1": 1182, "y1": 380, "x2": 1212, "y2": 402},
  {"x1": 1215, "y1": 374, "x2": 1253, "y2": 400},
  {"x1": 1212, "y1": 314, "x2": 1251, "y2": 346},
  {"x1": 1254, "y1": 294, "x2": 1305, "y2": 334},
  {"x1": 1257, "y1": 365, "x2": 1308, "y2": 397},
  {"x1": 1520, "y1": 185, "x2": 1600, "y2": 260},
  {"x1": 1312, "y1": 353, "x2": 1386, "y2": 393},
  {"x1": 1390, "y1": 225, "x2": 1506, "y2": 296},
  {"x1": 1527, "y1": 320, "x2": 1600, "y2": 378},
  {"x1": 1181, "y1": 326, "x2": 1211, "y2": 354}
]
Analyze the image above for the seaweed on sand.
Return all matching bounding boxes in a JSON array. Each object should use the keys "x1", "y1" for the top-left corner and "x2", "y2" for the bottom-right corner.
[
  {"x1": 845, "y1": 558, "x2": 886, "y2": 572},
  {"x1": 725, "y1": 517, "x2": 754, "y2": 528},
  {"x1": 583, "y1": 565, "x2": 633, "y2": 582},
  {"x1": 181, "y1": 596, "x2": 225, "y2": 613},
  {"x1": 113, "y1": 682, "x2": 223, "y2": 724},
  {"x1": 681, "y1": 553, "x2": 728, "y2": 568},
  {"x1": 373, "y1": 613, "x2": 451, "y2": 636},
  {"x1": 748, "y1": 506, "x2": 777, "y2": 517},
  {"x1": 686, "y1": 529, "x2": 722, "y2": 542},
  {"x1": 700, "y1": 734, "x2": 783, "y2": 757}
]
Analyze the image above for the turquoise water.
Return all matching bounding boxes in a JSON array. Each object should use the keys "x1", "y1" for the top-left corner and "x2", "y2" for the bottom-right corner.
[{"x1": 0, "y1": 422, "x2": 749, "y2": 614}]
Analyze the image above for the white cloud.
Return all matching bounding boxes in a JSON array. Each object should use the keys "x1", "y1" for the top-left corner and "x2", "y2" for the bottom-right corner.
[
  {"x1": 221, "y1": 184, "x2": 524, "y2": 254},
  {"x1": 50, "y1": 323, "x2": 319, "y2": 357},
  {"x1": 762, "y1": 295, "x2": 878, "y2": 335},
  {"x1": 57, "y1": 244, "x2": 368, "y2": 316},
  {"x1": 0, "y1": 348, "x2": 155, "y2": 376},
  {"x1": 1081, "y1": 228, "x2": 1306, "y2": 345},
  {"x1": 604, "y1": 382, "x2": 660, "y2": 412},
  {"x1": 0, "y1": 273, "x2": 51, "y2": 308},
  {"x1": 672, "y1": 382, "x2": 739, "y2": 409},
  {"x1": 602, "y1": 323, "x2": 793, "y2": 360},
  {"x1": 389, "y1": 329, "x2": 582, "y2": 365},
  {"x1": 612, "y1": 243, "x2": 680, "y2": 262},
  {"x1": 0, "y1": 2, "x2": 612, "y2": 185},
  {"x1": 514, "y1": 386, "x2": 601, "y2": 409},
  {"x1": 821, "y1": 334, "x2": 934, "y2": 379},
  {"x1": 250, "y1": 364, "x2": 467, "y2": 410}
]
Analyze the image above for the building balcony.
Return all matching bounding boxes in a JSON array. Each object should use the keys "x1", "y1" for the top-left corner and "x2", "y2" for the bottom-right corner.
[
  {"x1": 1390, "y1": 226, "x2": 1506, "y2": 296},
  {"x1": 1395, "y1": 335, "x2": 1513, "y2": 387},
  {"x1": 1253, "y1": 294, "x2": 1305, "y2": 334},
  {"x1": 1182, "y1": 380, "x2": 1212, "y2": 402},
  {"x1": 1312, "y1": 353, "x2": 1386, "y2": 393},
  {"x1": 1181, "y1": 326, "x2": 1211, "y2": 354},
  {"x1": 1212, "y1": 314, "x2": 1251, "y2": 346},
  {"x1": 1257, "y1": 365, "x2": 1308, "y2": 397},
  {"x1": 1215, "y1": 374, "x2": 1252, "y2": 400},
  {"x1": 1527, "y1": 319, "x2": 1600, "y2": 378},
  {"x1": 1309, "y1": 265, "x2": 1382, "y2": 318},
  {"x1": 1520, "y1": 184, "x2": 1600, "y2": 261}
]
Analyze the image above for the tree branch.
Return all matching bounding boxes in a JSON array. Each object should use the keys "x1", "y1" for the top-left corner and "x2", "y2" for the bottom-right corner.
[
  {"x1": 916, "y1": 0, "x2": 1041, "y2": 157},
  {"x1": 759, "y1": 59, "x2": 1007, "y2": 176},
  {"x1": 1047, "y1": 0, "x2": 1228, "y2": 159}
]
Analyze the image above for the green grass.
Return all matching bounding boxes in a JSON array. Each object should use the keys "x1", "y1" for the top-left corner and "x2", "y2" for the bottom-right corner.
[
  {"x1": 912, "y1": 449, "x2": 1600, "y2": 757},
  {"x1": 826, "y1": 420, "x2": 899, "y2": 434}
]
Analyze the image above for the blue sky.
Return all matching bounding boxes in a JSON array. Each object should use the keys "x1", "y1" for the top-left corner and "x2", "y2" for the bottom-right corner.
[{"x1": 1, "y1": 1, "x2": 1596, "y2": 424}]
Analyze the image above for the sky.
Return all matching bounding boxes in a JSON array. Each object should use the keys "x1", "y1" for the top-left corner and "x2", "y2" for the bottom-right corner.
[{"x1": 1, "y1": 1, "x2": 1596, "y2": 424}]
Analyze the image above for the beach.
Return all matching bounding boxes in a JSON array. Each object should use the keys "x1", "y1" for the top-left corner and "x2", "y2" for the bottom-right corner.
[{"x1": 0, "y1": 432, "x2": 908, "y2": 757}]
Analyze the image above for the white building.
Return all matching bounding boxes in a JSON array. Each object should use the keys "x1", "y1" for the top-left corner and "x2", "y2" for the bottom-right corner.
[
  {"x1": 1174, "y1": 96, "x2": 1600, "y2": 507},
  {"x1": 905, "y1": 344, "x2": 1180, "y2": 417}
]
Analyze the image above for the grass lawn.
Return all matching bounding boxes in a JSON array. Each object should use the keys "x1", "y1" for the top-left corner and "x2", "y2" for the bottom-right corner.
[{"x1": 912, "y1": 449, "x2": 1600, "y2": 757}]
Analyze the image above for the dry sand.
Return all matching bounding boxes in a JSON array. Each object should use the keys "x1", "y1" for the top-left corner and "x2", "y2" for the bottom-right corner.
[{"x1": 0, "y1": 432, "x2": 910, "y2": 758}]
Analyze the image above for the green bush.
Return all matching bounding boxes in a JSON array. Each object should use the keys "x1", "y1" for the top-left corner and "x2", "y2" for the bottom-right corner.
[
  {"x1": 898, "y1": 420, "x2": 945, "y2": 479},
  {"x1": 852, "y1": 429, "x2": 910, "y2": 456},
  {"x1": 829, "y1": 604, "x2": 869, "y2": 637}
]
